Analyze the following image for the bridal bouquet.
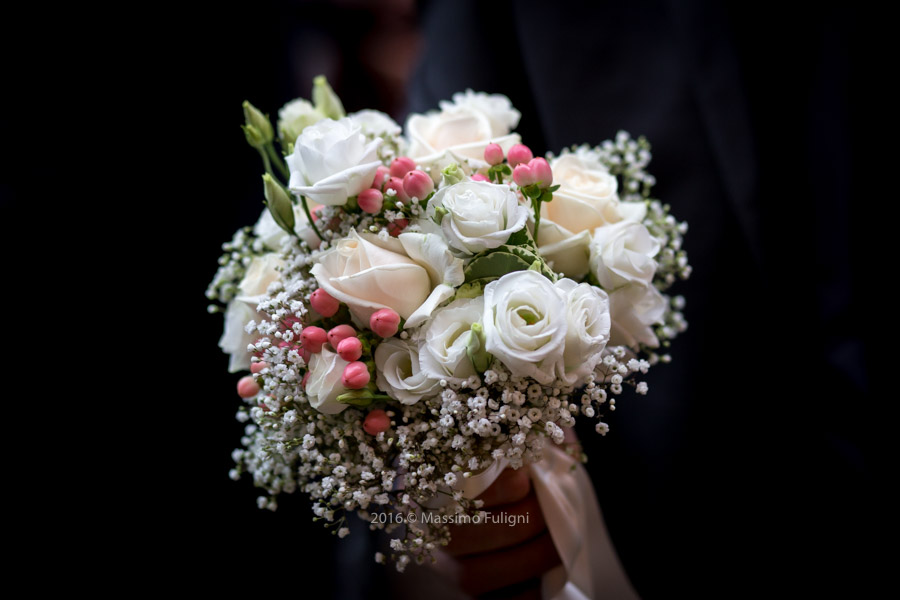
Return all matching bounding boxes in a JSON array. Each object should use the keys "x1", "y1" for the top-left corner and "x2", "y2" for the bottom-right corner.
[{"x1": 207, "y1": 77, "x2": 689, "y2": 573}]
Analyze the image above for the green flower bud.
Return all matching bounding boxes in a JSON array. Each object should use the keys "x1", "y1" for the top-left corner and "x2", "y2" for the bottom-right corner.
[
  {"x1": 262, "y1": 173, "x2": 295, "y2": 236},
  {"x1": 277, "y1": 98, "x2": 326, "y2": 146},
  {"x1": 242, "y1": 100, "x2": 274, "y2": 146},
  {"x1": 441, "y1": 162, "x2": 464, "y2": 186},
  {"x1": 466, "y1": 322, "x2": 492, "y2": 372},
  {"x1": 312, "y1": 75, "x2": 345, "y2": 120}
]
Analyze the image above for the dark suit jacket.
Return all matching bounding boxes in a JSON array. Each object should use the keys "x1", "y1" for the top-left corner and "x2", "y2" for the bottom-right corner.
[{"x1": 406, "y1": 0, "x2": 873, "y2": 596}]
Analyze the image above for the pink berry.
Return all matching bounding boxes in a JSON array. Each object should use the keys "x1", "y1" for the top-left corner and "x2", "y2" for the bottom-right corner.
[
  {"x1": 388, "y1": 218, "x2": 409, "y2": 237},
  {"x1": 341, "y1": 361, "x2": 370, "y2": 389},
  {"x1": 484, "y1": 143, "x2": 504, "y2": 166},
  {"x1": 389, "y1": 156, "x2": 416, "y2": 178},
  {"x1": 363, "y1": 409, "x2": 391, "y2": 435},
  {"x1": 513, "y1": 163, "x2": 535, "y2": 187},
  {"x1": 250, "y1": 361, "x2": 268, "y2": 374},
  {"x1": 372, "y1": 165, "x2": 390, "y2": 190},
  {"x1": 383, "y1": 177, "x2": 410, "y2": 203},
  {"x1": 302, "y1": 371, "x2": 311, "y2": 388},
  {"x1": 370, "y1": 308, "x2": 401, "y2": 337},
  {"x1": 402, "y1": 170, "x2": 434, "y2": 200},
  {"x1": 507, "y1": 144, "x2": 533, "y2": 167},
  {"x1": 529, "y1": 157, "x2": 553, "y2": 189},
  {"x1": 237, "y1": 375, "x2": 260, "y2": 399},
  {"x1": 327, "y1": 324, "x2": 357, "y2": 348},
  {"x1": 336, "y1": 336, "x2": 363, "y2": 362},
  {"x1": 300, "y1": 326, "x2": 328, "y2": 353},
  {"x1": 299, "y1": 347, "x2": 311, "y2": 364},
  {"x1": 357, "y1": 188, "x2": 384, "y2": 214},
  {"x1": 471, "y1": 173, "x2": 490, "y2": 182},
  {"x1": 309, "y1": 288, "x2": 340, "y2": 317}
]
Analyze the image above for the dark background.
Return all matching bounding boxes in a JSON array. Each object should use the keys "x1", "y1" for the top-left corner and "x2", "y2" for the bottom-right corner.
[{"x1": 1, "y1": 0, "x2": 881, "y2": 595}]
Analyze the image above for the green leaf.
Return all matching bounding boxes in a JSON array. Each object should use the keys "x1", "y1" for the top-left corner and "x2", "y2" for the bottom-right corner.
[
  {"x1": 505, "y1": 228, "x2": 530, "y2": 247},
  {"x1": 464, "y1": 251, "x2": 532, "y2": 283},
  {"x1": 454, "y1": 281, "x2": 484, "y2": 299}
]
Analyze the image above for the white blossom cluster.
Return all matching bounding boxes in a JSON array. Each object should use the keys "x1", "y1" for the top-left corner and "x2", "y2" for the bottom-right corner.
[{"x1": 213, "y1": 86, "x2": 691, "y2": 569}]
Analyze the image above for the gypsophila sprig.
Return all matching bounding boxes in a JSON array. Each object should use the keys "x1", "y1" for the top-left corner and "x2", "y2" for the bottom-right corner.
[{"x1": 210, "y1": 79, "x2": 690, "y2": 569}]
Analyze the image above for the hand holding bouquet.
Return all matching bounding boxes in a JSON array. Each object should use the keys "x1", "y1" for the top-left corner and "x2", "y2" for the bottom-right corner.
[{"x1": 207, "y1": 77, "x2": 689, "y2": 589}]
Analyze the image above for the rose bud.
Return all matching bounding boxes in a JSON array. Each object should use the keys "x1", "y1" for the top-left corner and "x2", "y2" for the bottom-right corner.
[
  {"x1": 372, "y1": 165, "x2": 390, "y2": 190},
  {"x1": 327, "y1": 324, "x2": 357, "y2": 348},
  {"x1": 383, "y1": 177, "x2": 410, "y2": 202},
  {"x1": 299, "y1": 326, "x2": 328, "y2": 353},
  {"x1": 363, "y1": 409, "x2": 391, "y2": 435},
  {"x1": 237, "y1": 375, "x2": 260, "y2": 399},
  {"x1": 389, "y1": 156, "x2": 416, "y2": 178},
  {"x1": 484, "y1": 143, "x2": 504, "y2": 166},
  {"x1": 529, "y1": 157, "x2": 553, "y2": 189},
  {"x1": 513, "y1": 163, "x2": 536, "y2": 187},
  {"x1": 388, "y1": 218, "x2": 409, "y2": 237},
  {"x1": 341, "y1": 361, "x2": 370, "y2": 389},
  {"x1": 250, "y1": 361, "x2": 268, "y2": 374},
  {"x1": 370, "y1": 308, "x2": 401, "y2": 337},
  {"x1": 336, "y1": 336, "x2": 363, "y2": 362},
  {"x1": 470, "y1": 173, "x2": 490, "y2": 182},
  {"x1": 507, "y1": 144, "x2": 533, "y2": 167},
  {"x1": 357, "y1": 188, "x2": 384, "y2": 213},
  {"x1": 402, "y1": 169, "x2": 434, "y2": 200},
  {"x1": 309, "y1": 288, "x2": 340, "y2": 317}
]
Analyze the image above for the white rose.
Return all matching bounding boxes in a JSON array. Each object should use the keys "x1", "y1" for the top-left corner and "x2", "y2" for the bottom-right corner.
[
  {"x1": 429, "y1": 181, "x2": 529, "y2": 255},
  {"x1": 543, "y1": 151, "x2": 647, "y2": 235},
  {"x1": 277, "y1": 98, "x2": 326, "y2": 145},
  {"x1": 536, "y1": 219, "x2": 592, "y2": 279},
  {"x1": 397, "y1": 232, "x2": 465, "y2": 329},
  {"x1": 219, "y1": 253, "x2": 285, "y2": 373},
  {"x1": 253, "y1": 206, "x2": 320, "y2": 250},
  {"x1": 418, "y1": 296, "x2": 484, "y2": 383},
  {"x1": 590, "y1": 221, "x2": 660, "y2": 290},
  {"x1": 607, "y1": 282, "x2": 666, "y2": 348},
  {"x1": 405, "y1": 92, "x2": 521, "y2": 172},
  {"x1": 306, "y1": 348, "x2": 350, "y2": 414},
  {"x1": 311, "y1": 229, "x2": 431, "y2": 325},
  {"x1": 375, "y1": 338, "x2": 441, "y2": 405},
  {"x1": 287, "y1": 118, "x2": 381, "y2": 206},
  {"x1": 554, "y1": 279, "x2": 611, "y2": 384},
  {"x1": 439, "y1": 90, "x2": 521, "y2": 137},
  {"x1": 483, "y1": 270, "x2": 567, "y2": 384},
  {"x1": 347, "y1": 109, "x2": 402, "y2": 138},
  {"x1": 219, "y1": 300, "x2": 261, "y2": 373}
]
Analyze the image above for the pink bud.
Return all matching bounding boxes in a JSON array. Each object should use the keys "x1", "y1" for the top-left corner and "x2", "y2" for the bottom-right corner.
[
  {"x1": 328, "y1": 324, "x2": 357, "y2": 348},
  {"x1": 484, "y1": 143, "x2": 504, "y2": 166},
  {"x1": 357, "y1": 188, "x2": 384, "y2": 213},
  {"x1": 402, "y1": 170, "x2": 434, "y2": 200},
  {"x1": 250, "y1": 361, "x2": 268, "y2": 374},
  {"x1": 300, "y1": 326, "x2": 328, "y2": 353},
  {"x1": 529, "y1": 157, "x2": 553, "y2": 189},
  {"x1": 370, "y1": 308, "x2": 401, "y2": 337},
  {"x1": 513, "y1": 163, "x2": 535, "y2": 187},
  {"x1": 282, "y1": 316, "x2": 302, "y2": 330},
  {"x1": 299, "y1": 347, "x2": 311, "y2": 363},
  {"x1": 237, "y1": 375, "x2": 260, "y2": 399},
  {"x1": 390, "y1": 156, "x2": 417, "y2": 178},
  {"x1": 341, "y1": 361, "x2": 370, "y2": 389},
  {"x1": 372, "y1": 165, "x2": 390, "y2": 190},
  {"x1": 470, "y1": 173, "x2": 490, "y2": 182},
  {"x1": 383, "y1": 177, "x2": 410, "y2": 203},
  {"x1": 388, "y1": 218, "x2": 409, "y2": 237},
  {"x1": 336, "y1": 336, "x2": 363, "y2": 362},
  {"x1": 278, "y1": 340, "x2": 291, "y2": 349},
  {"x1": 507, "y1": 144, "x2": 533, "y2": 167},
  {"x1": 301, "y1": 371, "x2": 310, "y2": 388},
  {"x1": 309, "y1": 289, "x2": 340, "y2": 317},
  {"x1": 363, "y1": 409, "x2": 391, "y2": 435}
]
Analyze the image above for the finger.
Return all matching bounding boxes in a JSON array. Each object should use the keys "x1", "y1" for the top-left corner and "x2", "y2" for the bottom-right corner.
[
  {"x1": 476, "y1": 468, "x2": 531, "y2": 508},
  {"x1": 445, "y1": 490, "x2": 547, "y2": 557},
  {"x1": 457, "y1": 531, "x2": 561, "y2": 597}
]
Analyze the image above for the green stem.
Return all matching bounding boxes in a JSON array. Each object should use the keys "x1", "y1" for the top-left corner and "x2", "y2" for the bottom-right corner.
[
  {"x1": 532, "y1": 198, "x2": 542, "y2": 246},
  {"x1": 300, "y1": 194, "x2": 324, "y2": 242},
  {"x1": 258, "y1": 147, "x2": 273, "y2": 177},
  {"x1": 266, "y1": 143, "x2": 290, "y2": 180}
]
